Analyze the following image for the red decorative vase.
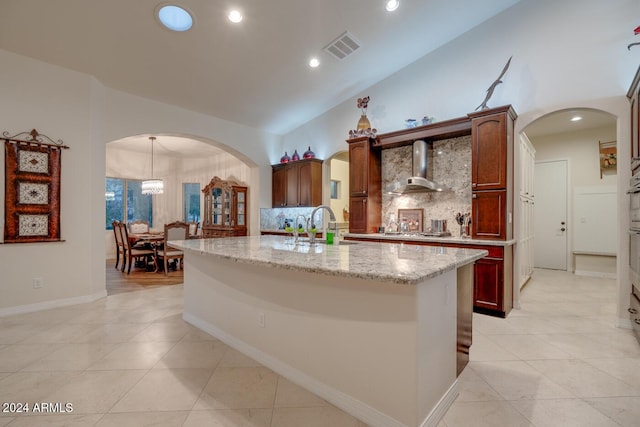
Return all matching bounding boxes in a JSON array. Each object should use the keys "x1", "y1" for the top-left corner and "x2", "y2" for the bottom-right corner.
[
  {"x1": 303, "y1": 146, "x2": 315, "y2": 159},
  {"x1": 291, "y1": 149, "x2": 300, "y2": 161},
  {"x1": 280, "y1": 152, "x2": 290, "y2": 163}
]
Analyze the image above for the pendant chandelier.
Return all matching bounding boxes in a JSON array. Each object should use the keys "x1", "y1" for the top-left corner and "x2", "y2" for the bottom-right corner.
[{"x1": 141, "y1": 136, "x2": 164, "y2": 195}]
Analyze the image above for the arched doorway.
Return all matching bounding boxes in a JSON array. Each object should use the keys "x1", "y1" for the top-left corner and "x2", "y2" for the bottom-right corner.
[
  {"x1": 105, "y1": 133, "x2": 258, "y2": 292},
  {"x1": 514, "y1": 106, "x2": 623, "y2": 316}
]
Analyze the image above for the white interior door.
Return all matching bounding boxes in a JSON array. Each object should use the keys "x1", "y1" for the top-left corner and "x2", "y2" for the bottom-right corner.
[{"x1": 534, "y1": 160, "x2": 568, "y2": 270}]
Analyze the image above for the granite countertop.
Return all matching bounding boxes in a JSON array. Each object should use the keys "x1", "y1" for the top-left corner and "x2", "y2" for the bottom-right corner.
[
  {"x1": 344, "y1": 233, "x2": 516, "y2": 247},
  {"x1": 169, "y1": 235, "x2": 487, "y2": 286}
]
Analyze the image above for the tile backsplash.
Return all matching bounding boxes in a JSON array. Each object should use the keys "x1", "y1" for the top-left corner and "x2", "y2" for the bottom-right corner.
[
  {"x1": 382, "y1": 135, "x2": 472, "y2": 236},
  {"x1": 260, "y1": 207, "x2": 324, "y2": 230}
]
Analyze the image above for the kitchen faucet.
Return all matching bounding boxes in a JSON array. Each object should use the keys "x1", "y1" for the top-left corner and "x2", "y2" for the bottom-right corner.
[
  {"x1": 307, "y1": 205, "x2": 337, "y2": 244},
  {"x1": 293, "y1": 214, "x2": 307, "y2": 243}
]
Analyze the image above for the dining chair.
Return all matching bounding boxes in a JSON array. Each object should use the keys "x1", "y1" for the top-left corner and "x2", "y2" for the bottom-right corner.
[
  {"x1": 128, "y1": 219, "x2": 150, "y2": 234},
  {"x1": 112, "y1": 220, "x2": 127, "y2": 271},
  {"x1": 156, "y1": 221, "x2": 189, "y2": 275},
  {"x1": 187, "y1": 221, "x2": 200, "y2": 239},
  {"x1": 119, "y1": 221, "x2": 155, "y2": 274}
]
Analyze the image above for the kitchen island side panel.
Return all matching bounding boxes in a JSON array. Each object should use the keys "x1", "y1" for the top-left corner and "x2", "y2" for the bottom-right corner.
[{"x1": 182, "y1": 251, "x2": 458, "y2": 427}]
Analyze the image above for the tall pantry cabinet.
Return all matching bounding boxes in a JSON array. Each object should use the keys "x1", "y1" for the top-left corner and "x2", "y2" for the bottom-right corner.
[{"x1": 347, "y1": 136, "x2": 381, "y2": 234}]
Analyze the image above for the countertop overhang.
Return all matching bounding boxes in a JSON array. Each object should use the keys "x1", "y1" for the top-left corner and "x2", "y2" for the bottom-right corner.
[
  {"x1": 344, "y1": 233, "x2": 516, "y2": 246},
  {"x1": 170, "y1": 235, "x2": 487, "y2": 285}
]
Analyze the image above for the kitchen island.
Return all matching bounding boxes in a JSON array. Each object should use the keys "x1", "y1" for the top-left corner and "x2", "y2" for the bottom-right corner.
[{"x1": 170, "y1": 235, "x2": 487, "y2": 427}]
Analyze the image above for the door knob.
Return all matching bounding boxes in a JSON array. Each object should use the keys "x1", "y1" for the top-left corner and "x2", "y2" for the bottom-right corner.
[
  {"x1": 561, "y1": 228, "x2": 566, "y2": 232},
  {"x1": 561, "y1": 221, "x2": 566, "y2": 225}
]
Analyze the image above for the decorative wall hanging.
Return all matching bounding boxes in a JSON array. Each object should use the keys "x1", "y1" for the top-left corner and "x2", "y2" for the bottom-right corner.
[
  {"x1": 3, "y1": 129, "x2": 69, "y2": 243},
  {"x1": 599, "y1": 140, "x2": 617, "y2": 178}
]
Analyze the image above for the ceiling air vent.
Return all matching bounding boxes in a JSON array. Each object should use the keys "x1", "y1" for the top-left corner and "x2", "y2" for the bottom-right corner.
[{"x1": 323, "y1": 31, "x2": 361, "y2": 61}]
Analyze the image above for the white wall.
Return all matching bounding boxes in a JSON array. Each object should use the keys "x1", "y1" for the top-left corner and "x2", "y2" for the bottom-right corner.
[
  {"x1": 0, "y1": 48, "x2": 278, "y2": 313},
  {"x1": 0, "y1": 51, "x2": 105, "y2": 312},
  {"x1": 532, "y1": 125, "x2": 617, "y2": 188},
  {"x1": 281, "y1": 0, "x2": 636, "y2": 160}
]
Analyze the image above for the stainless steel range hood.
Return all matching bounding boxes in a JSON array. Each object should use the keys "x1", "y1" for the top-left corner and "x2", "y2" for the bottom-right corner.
[{"x1": 386, "y1": 140, "x2": 448, "y2": 194}]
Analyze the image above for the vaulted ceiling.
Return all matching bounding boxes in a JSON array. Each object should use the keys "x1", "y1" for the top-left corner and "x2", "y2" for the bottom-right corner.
[{"x1": 0, "y1": 0, "x2": 521, "y2": 135}]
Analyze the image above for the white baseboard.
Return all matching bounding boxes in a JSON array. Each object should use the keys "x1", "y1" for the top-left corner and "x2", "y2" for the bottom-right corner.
[
  {"x1": 0, "y1": 290, "x2": 107, "y2": 317},
  {"x1": 185, "y1": 312, "x2": 453, "y2": 427},
  {"x1": 616, "y1": 318, "x2": 633, "y2": 329},
  {"x1": 574, "y1": 270, "x2": 617, "y2": 279},
  {"x1": 420, "y1": 380, "x2": 458, "y2": 427}
]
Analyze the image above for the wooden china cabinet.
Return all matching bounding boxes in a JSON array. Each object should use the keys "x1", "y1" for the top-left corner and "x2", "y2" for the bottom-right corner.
[{"x1": 201, "y1": 176, "x2": 248, "y2": 238}]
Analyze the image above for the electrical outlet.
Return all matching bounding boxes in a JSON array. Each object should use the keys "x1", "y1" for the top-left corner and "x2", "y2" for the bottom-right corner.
[
  {"x1": 33, "y1": 277, "x2": 43, "y2": 289},
  {"x1": 258, "y1": 312, "x2": 265, "y2": 328}
]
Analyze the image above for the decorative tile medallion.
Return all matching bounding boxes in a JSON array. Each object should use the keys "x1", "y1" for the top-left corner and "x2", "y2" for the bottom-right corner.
[
  {"x1": 18, "y1": 214, "x2": 49, "y2": 236},
  {"x1": 18, "y1": 150, "x2": 49, "y2": 174},
  {"x1": 18, "y1": 182, "x2": 49, "y2": 204}
]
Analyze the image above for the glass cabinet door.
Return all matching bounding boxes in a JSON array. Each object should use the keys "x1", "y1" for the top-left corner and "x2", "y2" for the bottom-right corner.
[
  {"x1": 237, "y1": 190, "x2": 246, "y2": 226},
  {"x1": 224, "y1": 189, "x2": 231, "y2": 225},
  {"x1": 213, "y1": 188, "x2": 222, "y2": 225}
]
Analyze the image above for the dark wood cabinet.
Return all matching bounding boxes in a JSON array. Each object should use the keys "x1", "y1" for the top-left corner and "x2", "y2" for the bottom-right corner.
[
  {"x1": 344, "y1": 234, "x2": 514, "y2": 318},
  {"x1": 272, "y1": 166, "x2": 287, "y2": 207},
  {"x1": 468, "y1": 105, "x2": 516, "y2": 241},
  {"x1": 347, "y1": 137, "x2": 381, "y2": 233},
  {"x1": 271, "y1": 158, "x2": 322, "y2": 207},
  {"x1": 471, "y1": 112, "x2": 508, "y2": 190},
  {"x1": 472, "y1": 190, "x2": 507, "y2": 240},
  {"x1": 202, "y1": 176, "x2": 248, "y2": 238},
  {"x1": 473, "y1": 257, "x2": 503, "y2": 312}
]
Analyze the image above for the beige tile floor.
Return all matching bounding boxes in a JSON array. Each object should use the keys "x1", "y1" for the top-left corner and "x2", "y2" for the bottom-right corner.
[{"x1": 0, "y1": 268, "x2": 638, "y2": 426}]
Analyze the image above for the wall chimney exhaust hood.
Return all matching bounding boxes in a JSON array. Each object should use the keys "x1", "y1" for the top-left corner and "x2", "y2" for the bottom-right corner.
[{"x1": 386, "y1": 140, "x2": 448, "y2": 194}]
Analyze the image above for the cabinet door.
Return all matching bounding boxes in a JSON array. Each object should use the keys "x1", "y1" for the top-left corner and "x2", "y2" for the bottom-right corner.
[
  {"x1": 349, "y1": 141, "x2": 368, "y2": 197},
  {"x1": 286, "y1": 164, "x2": 300, "y2": 207},
  {"x1": 472, "y1": 114, "x2": 507, "y2": 190},
  {"x1": 297, "y1": 160, "x2": 322, "y2": 207},
  {"x1": 472, "y1": 190, "x2": 507, "y2": 240},
  {"x1": 272, "y1": 166, "x2": 287, "y2": 207},
  {"x1": 474, "y1": 257, "x2": 504, "y2": 311},
  {"x1": 349, "y1": 197, "x2": 368, "y2": 233}
]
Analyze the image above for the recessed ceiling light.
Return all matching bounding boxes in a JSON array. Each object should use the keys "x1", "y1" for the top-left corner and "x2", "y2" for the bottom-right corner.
[
  {"x1": 385, "y1": 0, "x2": 400, "y2": 12},
  {"x1": 570, "y1": 115, "x2": 583, "y2": 122},
  {"x1": 157, "y1": 5, "x2": 193, "y2": 32},
  {"x1": 228, "y1": 10, "x2": 243, "y2": 23},
  {"x1": 309, "y1": 58, "x2": 320, "y2": 68}
]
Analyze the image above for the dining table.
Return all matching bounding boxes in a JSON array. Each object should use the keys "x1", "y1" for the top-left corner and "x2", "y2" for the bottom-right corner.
[{"x1": 128, "y1": 232, "x2": 165, "y2": 271}]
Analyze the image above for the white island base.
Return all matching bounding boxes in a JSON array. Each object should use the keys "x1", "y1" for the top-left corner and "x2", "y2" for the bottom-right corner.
[{"x1": 181, "y1": 243, "x2": 475, "y2": 427}]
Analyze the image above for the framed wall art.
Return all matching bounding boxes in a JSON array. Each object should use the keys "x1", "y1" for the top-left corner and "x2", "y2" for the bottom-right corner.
[
  {"x1": 398, "y1": 208, "x2": 423, "y2": 232},
  {"x1": 3, "y1": 129, "x2": 69, "y2": 243}
]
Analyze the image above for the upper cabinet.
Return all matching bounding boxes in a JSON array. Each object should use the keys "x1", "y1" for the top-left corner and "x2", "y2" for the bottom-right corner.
[
  {"x1": 470, "y1": 111, "x2": 510, "y2": 190},
  {"x1": 271, "y1": 158, "x2": 322, "y2": 207}
]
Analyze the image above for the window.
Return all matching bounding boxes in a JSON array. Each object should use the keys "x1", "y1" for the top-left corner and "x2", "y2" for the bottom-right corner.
[
  {"x1": 330, "y1": 180, "x2": 340, "y2": 199},
  {"x1": 183, "y1": 183, "x2": 201, "y2": 222},
  {"x1": 105, "y1": 178, "x2": 153, "y2": 229}
]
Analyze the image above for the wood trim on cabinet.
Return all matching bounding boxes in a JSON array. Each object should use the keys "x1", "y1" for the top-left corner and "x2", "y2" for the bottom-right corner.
[{"x1": 372, "y1": 116, "x2": 472, "y2": 150}]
